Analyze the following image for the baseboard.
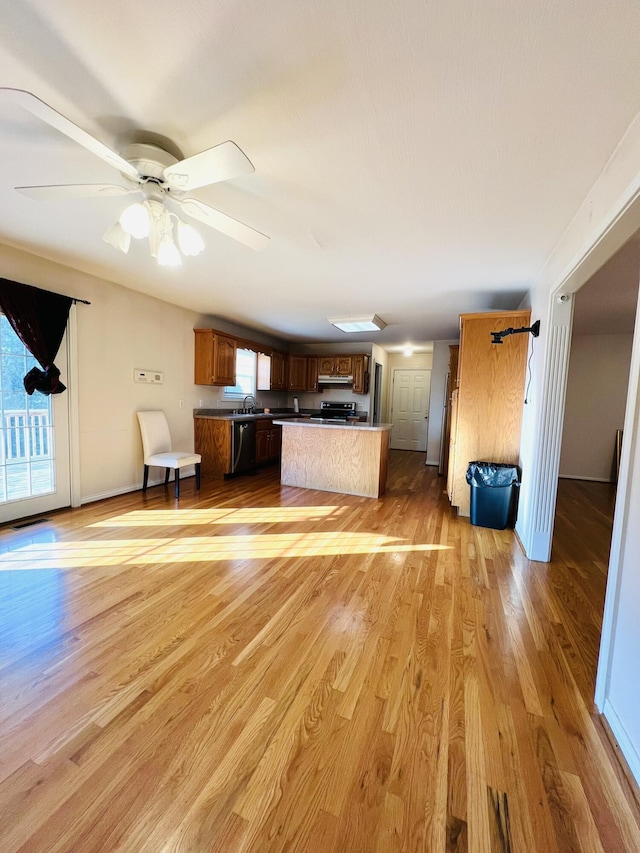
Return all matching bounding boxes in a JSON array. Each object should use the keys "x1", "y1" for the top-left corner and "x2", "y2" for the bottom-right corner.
[
  {"x1": 425, "y1": 460, "x2": 439, "y2": 467},
  {"x1": 81, "y1": 468, "x2": 198, "y2": 505},
  {"x1": 603, "y1": 698, "x2": 640, "y2": 787},
  {"x1": 558, "y1": 474, "x2": 614, "y2": 483}
]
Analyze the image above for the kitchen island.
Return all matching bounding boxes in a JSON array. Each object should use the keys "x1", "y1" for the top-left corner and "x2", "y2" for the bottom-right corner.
[{"x1": 273, "y1": 418, "x2": 393, "y2": 498}]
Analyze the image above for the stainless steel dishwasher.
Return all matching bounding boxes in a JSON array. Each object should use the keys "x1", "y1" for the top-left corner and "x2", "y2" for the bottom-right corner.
[{"x1": 231, "y1": 420, "x2": 256, "y2": 473}]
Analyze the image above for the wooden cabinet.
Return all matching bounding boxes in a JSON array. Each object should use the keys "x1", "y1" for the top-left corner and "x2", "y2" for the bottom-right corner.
[
  {"x1": 306, "y1": 357, "x2": 319, "y2": 392},
  {"x1": 194, "y1": 329, "x2": 236, "y2": 386},
  {"x1": 257, "y1": 350, "x2": 288, "y2": 391},
  {"x1": 255, "y1": 419, "x2": 282, "y2": 463},
  {"x1": 194, "y1": 417, "x2": 232, "y2": 478},
  {"x1": 271, "y1": 351, "x2": 288, "y2": 391},
  {"x1": 352, "y1": 355, "x2": 369, "y2": 394},
  {"x1": 288, "y1": 355, "x2": 308, "y2": 391},
  {"x1": 318, "y1": 355, "x2": 353, "y2": 376},
  {"x1": 441, "y1": 345, "x2": 459, "y2": 480},
  {"x1": 447, "y1": 310, "x2": 530, "y2": 516}
]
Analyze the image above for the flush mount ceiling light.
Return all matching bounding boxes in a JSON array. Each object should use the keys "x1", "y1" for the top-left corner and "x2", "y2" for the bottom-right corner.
[{"x1": 328, "y1": 314, "x2": 386, "y2": 333}]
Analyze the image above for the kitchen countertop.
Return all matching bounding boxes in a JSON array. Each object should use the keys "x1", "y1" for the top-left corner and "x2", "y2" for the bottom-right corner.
[
  {"x1": 193, "y1": 411, "x2": 303, "y2": 421},
  {"x1": 273, "y1": 417, "x2": 392, "y2": 431}
]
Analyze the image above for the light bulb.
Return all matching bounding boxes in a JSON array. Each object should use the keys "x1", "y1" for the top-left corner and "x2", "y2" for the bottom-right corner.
[
  {"x1": 119, "y1": 202, "x2": 151, "y2": 239},
  {"x1": 157, "y1": 233, "x2": 182, "y2": 267},
  {"x1": 177, "y1": 220, "x2": 205, "y2": 256},
  {"x1": 102, "y1": 221, "x2": 131, "y2": 253}
]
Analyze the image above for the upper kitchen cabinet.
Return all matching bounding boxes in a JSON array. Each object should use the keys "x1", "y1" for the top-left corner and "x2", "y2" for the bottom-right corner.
[
  {"x1": 194, "y1": 329, "x2": 237, "y2": 386},
  {"x1": 447, "y1": 310, "x2": 530, "y2": 516},
  {"x1": 306, "y1": 357, "x2": 319, "y2": 393},
  {"x1": 352, "y1": 355, "x2": 369, "y2": 394},
  {"x1": 288, "y1": 355, "x2": 308, "y2": 391},
  {"x1": 256, "y1": 350, "x2": 288, "y2": 391},
  {"x1": 271, "y1": 351, "x2": 288, "y2": 391},
  {"x1": 318, "y1": 355, "x2": 353, "y2": 376}
]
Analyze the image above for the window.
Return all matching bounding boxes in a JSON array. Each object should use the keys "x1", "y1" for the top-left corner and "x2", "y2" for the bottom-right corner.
[
  {"x1": 224, "y1": 348, "x2": 257, "y2": 399},
  {"x1": 0, "y1": 314, "x2": 55, "y2": 502}
]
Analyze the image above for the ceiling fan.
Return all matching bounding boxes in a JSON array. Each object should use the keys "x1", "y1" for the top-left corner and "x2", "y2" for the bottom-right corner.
[{"x1": 0, "y1": 88, "x2": 269, "y2": 265}]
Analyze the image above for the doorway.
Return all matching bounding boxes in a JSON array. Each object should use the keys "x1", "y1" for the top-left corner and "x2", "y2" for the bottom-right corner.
[
  {"x1": 389, "y1": 369, "x2": 431, "y2": 451},
  {"x1": 372, "y1": 362, "x2": 382, "y2": 423}
]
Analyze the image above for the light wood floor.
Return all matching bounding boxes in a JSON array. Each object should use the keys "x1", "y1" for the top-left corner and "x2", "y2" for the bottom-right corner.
[{"x1": 0, "y1": 455, "x2": 638, "y2": 852}]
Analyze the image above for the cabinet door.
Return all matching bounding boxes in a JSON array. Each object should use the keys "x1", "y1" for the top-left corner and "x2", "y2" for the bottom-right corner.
[
  {"x1": 335, "y1": 356, "x2": 353, "y2": 376},
  {"x1": 194, "y1": 329, "x2": 215, "y2": 385},
  {"x1": 271, "y1": 351, "x2": 287, "y2": 390},
  {"x1": 269, "y1": 426, "x2": 282, "y2": 459},
  {"x1": 451, "y1": 311, "x2": 530, "y2": 514},
  {"x1": 288, "y1": 355, "x2": 307, "y2": 391},
  {"x1": 318, "y1": 356, "x2": 336, "y2": 375},
  {"x1": 255, "y1": 428, "x2": 270, "y2": 463},
  {"x1": 352, "y1": 355, "x2": 369, "y2": 394},
  {"x1": 306, "y1": 357, "x2": 319, "y2": 392},
  {"x1": 194, "y1": 418, "x2": 232, "y2": 478},
  {"x1": 213, "y1": 334, "x2": 237, "y2": 385},
  {"x1": 257, "y1": 352, "x2": 271, "y2": 392}
]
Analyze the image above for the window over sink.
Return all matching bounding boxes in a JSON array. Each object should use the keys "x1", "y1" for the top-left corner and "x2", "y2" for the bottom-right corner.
[{"x1": 224, "y1": 348, "x2": 257, "y2": 400}]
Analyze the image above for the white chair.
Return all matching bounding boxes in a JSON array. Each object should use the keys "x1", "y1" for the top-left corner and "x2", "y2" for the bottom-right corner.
[{"x1": 137, "y1": 411, "x2": 201, "y2": 499}]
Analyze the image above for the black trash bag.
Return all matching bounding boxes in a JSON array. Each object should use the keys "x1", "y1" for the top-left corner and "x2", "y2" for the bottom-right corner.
[{"x1": 466, "y1": 461, "x2": 520, "y2": 488}]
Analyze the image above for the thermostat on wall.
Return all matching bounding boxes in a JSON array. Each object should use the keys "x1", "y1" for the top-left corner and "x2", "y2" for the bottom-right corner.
[{"x1": 133, "y1": 369, "x2": 164, "y2": 384}]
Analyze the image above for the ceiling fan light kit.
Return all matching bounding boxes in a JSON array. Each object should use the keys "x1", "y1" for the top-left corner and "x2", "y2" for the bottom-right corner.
[
  {"x1": 103, "y1": 195, "x2": 200, "y2": 266},
  {"x1": 1, "y1": 88, "x2": 270, "y2": 263}
]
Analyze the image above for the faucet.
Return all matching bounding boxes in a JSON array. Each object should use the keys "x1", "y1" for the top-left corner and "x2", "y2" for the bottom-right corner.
[{"x1": 243, "y1": 394, "x2": 256, "y2": 413}]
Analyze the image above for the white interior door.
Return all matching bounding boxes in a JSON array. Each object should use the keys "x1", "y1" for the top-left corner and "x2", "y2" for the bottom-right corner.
[
  {"x1": 0, "y1": 316, "x2": 70, "y2": 523},
  {"x1": 390, "y1": 369, "x2": 431, "y2": 450}
]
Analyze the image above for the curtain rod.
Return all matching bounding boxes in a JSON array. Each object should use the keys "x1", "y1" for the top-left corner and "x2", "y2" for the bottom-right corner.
[{"x1": 72, "y1": 298, "x2": 91, "y2": 305}]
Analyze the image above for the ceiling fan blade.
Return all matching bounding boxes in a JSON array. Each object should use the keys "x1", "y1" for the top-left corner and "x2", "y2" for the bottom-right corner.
[
  {"x1": 0, "y1": 88, "x2": 140, "y2": 180},
  {"x1": 16, "y1": 183, "x2": 137, "y2": 200},
  {"x1": 163, "y1": 141, "x2": 254, "y2": 191},
  {"x1": 178, "y1": 198, "x2": 269, "y2": 251}
]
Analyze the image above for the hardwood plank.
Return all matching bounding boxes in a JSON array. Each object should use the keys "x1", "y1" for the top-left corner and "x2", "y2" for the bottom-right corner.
[{"x1": 0, "y1": 456, "x2": 638, "y2": 851}]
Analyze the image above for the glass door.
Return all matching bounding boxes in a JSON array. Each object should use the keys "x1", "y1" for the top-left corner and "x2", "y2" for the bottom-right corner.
[{"x1": 0, "y1": 315, "x2": 70, "y2": 523}]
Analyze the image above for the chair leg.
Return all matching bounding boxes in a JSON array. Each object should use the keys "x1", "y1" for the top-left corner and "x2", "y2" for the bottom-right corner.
[
  {"x1": 174, "y1": 467, "x2": 180, "y2": 499},
  {"x1": 143, "y1": 465, "x2": 149, "y2": 492},
  {"x1": 164, "y1": 468, "x2": 170, "y2": 485},
  {"x1": 195, "y1": 462, "x2": 201, "y2": 490}
]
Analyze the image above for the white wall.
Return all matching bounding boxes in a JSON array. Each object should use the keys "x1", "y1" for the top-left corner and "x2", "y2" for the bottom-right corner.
[
  {"x1": 515, "y1": 108, "x2": 640, "y2": 784},
  {"x1": 427, "y1": 340, "x2": 458, "y2": 467},
  {"x1": 559, "y1": 334, "x2": 633, "y2": 481},
  {"x1": 0, "y1": 243, "x2": 287, "y2": 503}
]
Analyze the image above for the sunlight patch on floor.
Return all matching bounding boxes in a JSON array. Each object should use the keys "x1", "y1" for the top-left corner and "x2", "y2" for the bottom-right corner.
[
  {"x1": 89, "y1": 506, "x2": 349, "y2": 527},
  {"x1": 0, "y1": 532, "x2": 451, "y2": 570}
]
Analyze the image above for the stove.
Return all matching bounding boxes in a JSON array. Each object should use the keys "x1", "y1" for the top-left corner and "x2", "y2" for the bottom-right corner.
[{"x1": 309, "y1": 401, "x2": 357, "y2": 422}]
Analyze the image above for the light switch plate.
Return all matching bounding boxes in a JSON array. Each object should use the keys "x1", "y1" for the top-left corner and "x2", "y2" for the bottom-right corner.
[{"x1": 133, "y1": 369, "x2": 164, "y2": 384}]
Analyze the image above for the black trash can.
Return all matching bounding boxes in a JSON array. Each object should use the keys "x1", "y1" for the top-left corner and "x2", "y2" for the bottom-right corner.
[{"x1": 466, "y1": 461, "x2": 520, "y2": 530}]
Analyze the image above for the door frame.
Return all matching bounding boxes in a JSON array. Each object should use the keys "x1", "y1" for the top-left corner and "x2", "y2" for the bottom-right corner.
[
  {"x1": 516, "y1": 190, "x2": 640, "y2": 724},
  {"x1": 0, "y1": 305, "x2": 79, "y2": 521}
]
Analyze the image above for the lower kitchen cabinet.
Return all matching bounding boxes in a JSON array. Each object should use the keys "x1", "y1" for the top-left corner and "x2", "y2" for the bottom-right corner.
[
  {"x1": 255, "y1": 419, "x2": 282, "y2": 463},
  {"x1": 194, "y1": 417, "x2": 232, "y2": 478}
]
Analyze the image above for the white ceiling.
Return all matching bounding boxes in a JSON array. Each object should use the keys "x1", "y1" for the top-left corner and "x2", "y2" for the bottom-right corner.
[{"x1": 1, "y1": 0, "x2": 640, "y2": 348}]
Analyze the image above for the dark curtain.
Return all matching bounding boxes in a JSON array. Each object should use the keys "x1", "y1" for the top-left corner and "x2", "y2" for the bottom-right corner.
[{"x1": 0, "y1": 278, "x2": 72, "y2": 395}]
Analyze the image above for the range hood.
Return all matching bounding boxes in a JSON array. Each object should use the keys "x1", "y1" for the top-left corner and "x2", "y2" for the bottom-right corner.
[{"x1": 317, "y1": 374, "x2": 354, "y2": 385}]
